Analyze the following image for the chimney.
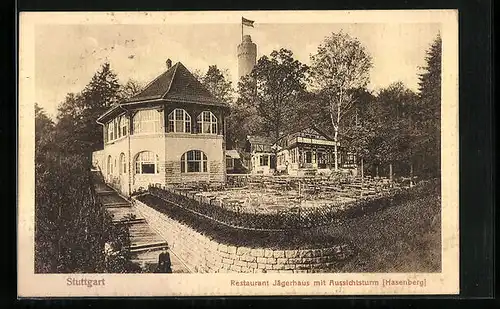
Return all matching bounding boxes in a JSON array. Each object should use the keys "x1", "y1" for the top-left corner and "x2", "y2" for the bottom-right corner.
[{"x1": 166, "y1": 59, "x2": 172, "y2": 69}]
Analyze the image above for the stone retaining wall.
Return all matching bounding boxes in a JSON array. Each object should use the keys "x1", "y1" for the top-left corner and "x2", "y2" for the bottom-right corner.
[{"x1": 132, "y1": 197, "x2": 353, "y2": 273}]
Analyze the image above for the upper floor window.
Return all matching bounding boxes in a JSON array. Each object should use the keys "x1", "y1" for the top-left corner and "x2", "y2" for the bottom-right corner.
[
  {"x1": 135, "y1": 151, "x2": 159, "y2": 174},
  {"x1": 196, "y1": 111, "x2": 218, "y2": 134},
  {"x1": 119, "y1": 115, "x2": 129, "y2": 137},
  {"x1": 168, "y1": 109, "x2": 191, "y2": 133},
  {"x1": 180, "y1": 150, "x2": 207, "y2": 173},
  {"x1": 107, "y1": 121, "x2": 114, "y2": 141},
  {"x1": 133, "y1": 109, "x2": 164, "y2": 134}
]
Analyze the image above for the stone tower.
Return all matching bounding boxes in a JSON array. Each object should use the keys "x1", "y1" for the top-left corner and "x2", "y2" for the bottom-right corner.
[{"x1": 237, "y1": 35, "x2": 257, "y2": 80}]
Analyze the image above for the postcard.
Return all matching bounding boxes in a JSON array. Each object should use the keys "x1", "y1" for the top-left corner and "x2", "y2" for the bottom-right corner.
[{"x1": 18, "y1": 9, "x2": 459, "y2": 297}]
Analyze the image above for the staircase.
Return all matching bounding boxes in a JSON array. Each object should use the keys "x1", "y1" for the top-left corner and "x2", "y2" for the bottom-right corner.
[{"x1": 91, "y1": 169, "x2": 190, "y2": 273}]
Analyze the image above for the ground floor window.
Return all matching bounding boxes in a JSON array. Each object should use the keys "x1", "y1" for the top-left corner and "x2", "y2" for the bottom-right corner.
[
  {"x1": 317, "y1": 151, "x2": 327, "y2": 169},
  {"x1": 181, "y1": 150, "x2": 208, "y2": 173},
  {"x1": 119, "y1": 153, "x2": 126, "y2": 174},
  {"x1": 107, "y1": 155, "x2": 112, "y2": 175},
  {"x1": 260, "y1": 155, "x2": 269, "y2": 166},
  {"x1": 305, "y1": 151, "x2": 312, "y2": 164},
  {"x1": 135, "y1": 151, "x2": 159, "y2": 174},
  {"x1": 344, "y1": 152, "x2": 356, "y2": 165}
]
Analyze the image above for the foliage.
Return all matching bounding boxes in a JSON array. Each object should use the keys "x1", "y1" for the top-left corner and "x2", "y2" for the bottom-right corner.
[
  {"x1": 35, "y1": 150, "x2": 106, "y2": 273},
  {"x1": 199, "y1": 65, "x2": 234, "y2": 104},
  {"x1": 238, "y1": 48, "x2": 309, "y2": 140},
  {"x1": 225, "y1": 97, "x2": 266, "y2": 149},
  {"x1": 310, "y1": 32, "x2": 373, "y2": 170},
  {"x1": 118, "y1": 79, "x2": 143, "y2": 100},
  {"x1": 366, "y1": 82, "x2": 419, "y2": 173},
  {"x1": 135, "y1": 193, "x2": 343, "y2": 250},
  {"x1": 34, "y1": 62, "x2": 137, "y2": 273},
  {"x1": 414, "y1": 34, "x2": 442, "y2": 178},
  {"x1": 55, "y1": 62, "x2": 122, "y2": 156}
]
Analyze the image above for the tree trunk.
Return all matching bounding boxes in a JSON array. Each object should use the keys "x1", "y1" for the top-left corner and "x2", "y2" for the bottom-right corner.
[
  {"x1": 376, "y1": 165, "x2": 379, "y2": 177},
  {"x1": 334, "y1": 128, "x2": 339, "y2": 171},
  {"x1": 361, "y1": 157, "x2": 364, "y2": 180},
  {"x1": 389, "y1": 163, "x2": 393, "y2": 186},
  {"x1": 360, "y1": 157, "x2": 364, "y2": 197},
  {"x1": 410, "y1": 162, "x2": 414, "y2": 188}
]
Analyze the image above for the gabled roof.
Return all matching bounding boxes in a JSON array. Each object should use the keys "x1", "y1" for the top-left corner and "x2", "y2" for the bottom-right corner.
[
  {"x1": 125, "y1": 62, "x2": 226, "y2": 107},
  {"x1": 246, "y1": 135, "x2": 275, "y2": 146},
  {"x1": 275, "y1": 124, "x2": 334, "y2": 143}
]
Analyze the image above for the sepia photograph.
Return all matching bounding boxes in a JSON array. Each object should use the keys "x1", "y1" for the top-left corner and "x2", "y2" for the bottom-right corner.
[{"x1": 19, "y1": 10, "x2": 459, "y2": 296}]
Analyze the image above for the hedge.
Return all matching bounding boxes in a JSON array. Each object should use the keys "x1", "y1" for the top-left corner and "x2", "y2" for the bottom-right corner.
[{"x1": 147, "y1": 179, "x2": 438, "y2": 231}]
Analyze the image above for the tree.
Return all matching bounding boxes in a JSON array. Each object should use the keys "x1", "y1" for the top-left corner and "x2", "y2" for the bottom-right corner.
[
  {"x1": 200, "y1": 65, "x2": 234, "y2": 104},
  {"x1": 238, "y1": 48, "x2": 309, "y2": 140},
  {"x1": 35, "y1": 103, "x2": 55, "y2": 157},
  {"x1": 118, "y1": 79, "x2": 143, "y2": 100},
  {"x1": 415, "y1": 34, "x2": 441, "y2": 178},
  {"x1": 55, "y1": 62, "x2": 122, "y2": 157},
  {"x1": 373, "y1": 82, "x2": 419, "y2": 181},
  {"x1": 341, "y1": 88, "x2": 376, "y2": 182},
  {"x1": 310, "y1": 32, "x2": 373, "y2": 170},
  {"x1": 35, "y1": 63, "x2": 142, "y2": 274},
  {"x1": 225, "y1": 97, "x2": 265, "y2": 149}
]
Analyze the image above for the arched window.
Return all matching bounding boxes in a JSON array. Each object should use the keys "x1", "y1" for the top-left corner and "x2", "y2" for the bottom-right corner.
[
  {"x1": 133, "y1": 109, "x2": 164, "y2": 134},
  {"x1": 119, "y1": 153, "x2": 126, "y2": 174},
  {"x1": 107, "y1": 121, "x2": 114, "y2": 141},
  {"x1": 180, "y1": 150, "x2": 208, "y2": 173},
  {"x1": 197, "y1": 111, "x2": 218, "y2": 134},
  {"x1": 168, "y1": 109, "x2": 191, "y2": 133},
  {"x1": 107, "y1": 155, "x2": 112, "y2": 175},
  {"x1": 135, "y1": 151, "x2": 159, "y2": 174},
  {"x1": 119, "y1": 115, "x2": 129, "y2": 137}
]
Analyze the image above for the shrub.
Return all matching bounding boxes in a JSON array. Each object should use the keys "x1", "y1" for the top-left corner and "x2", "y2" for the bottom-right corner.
[{"x1": 35, "y1": 151, "x2": 139, "y2": 273}]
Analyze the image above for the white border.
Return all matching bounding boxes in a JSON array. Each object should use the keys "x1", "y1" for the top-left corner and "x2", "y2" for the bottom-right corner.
[{"x1": 18, "y1": 10, "x2": 459, "y2": 297}]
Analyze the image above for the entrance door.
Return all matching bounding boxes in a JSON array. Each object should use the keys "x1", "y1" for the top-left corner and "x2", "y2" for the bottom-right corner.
[
  {"x1": 270, "y1": 155, "x2": 277, "y2": 169},
  {"x1": 317, "y1": 152, "x2": 326, "y2": 169}
]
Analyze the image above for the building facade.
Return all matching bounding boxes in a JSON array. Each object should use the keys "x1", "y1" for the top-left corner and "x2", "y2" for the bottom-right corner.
[
  {"x1": 93, "y1": 61, "x2": 229, "y2": 196},
  {"x1": 274, "y1": 126, "x2": 357, "y2": 176},
  {"x1": 243, "y1": 135, "x2": 276, "y2": 175}
]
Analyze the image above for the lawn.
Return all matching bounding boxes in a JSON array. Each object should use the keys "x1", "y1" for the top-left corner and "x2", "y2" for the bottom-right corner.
[{"x1": 313, "y1": 185, "x2": 441, "y2": 272}]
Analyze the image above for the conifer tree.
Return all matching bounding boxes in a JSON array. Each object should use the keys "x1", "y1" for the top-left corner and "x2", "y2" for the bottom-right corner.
[{"x1": 415, "y1": 34, "x2": 442, "y2": 178}]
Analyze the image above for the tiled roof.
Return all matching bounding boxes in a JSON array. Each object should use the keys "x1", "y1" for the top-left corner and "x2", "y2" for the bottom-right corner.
[
  {"x1": 124, "y1": 62, "x2": 227, "y2": 107},
  {"x1": 246, "y1": 135, "x2": 275, "y2": 146}
]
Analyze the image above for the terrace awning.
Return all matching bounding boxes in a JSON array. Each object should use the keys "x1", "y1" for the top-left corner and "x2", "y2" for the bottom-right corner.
[{"x1": 226, "y1": 150, "x2": 241, "y2": 159}]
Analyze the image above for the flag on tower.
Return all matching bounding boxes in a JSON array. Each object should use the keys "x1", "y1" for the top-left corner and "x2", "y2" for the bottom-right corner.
[{"x1": 242, "y1": 17, "x2": 255, "y2": 27}]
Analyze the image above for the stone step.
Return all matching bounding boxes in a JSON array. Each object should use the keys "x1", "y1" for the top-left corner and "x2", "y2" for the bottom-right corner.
[
  {"x1": 113, "y1": 218, "x2": 147, "y2": 225},
  {"x1": 104, "y1": 202, "x2": 132, "y2": 208},
  {"x1": 130, "y1": 241, "x2": 169, "y2": 253}
]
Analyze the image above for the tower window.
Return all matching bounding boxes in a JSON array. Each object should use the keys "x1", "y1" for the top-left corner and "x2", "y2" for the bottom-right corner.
[
  {"x1": 196, "y1": 111, "x2": 218, "y2": 134},
  {"x1": 168, "y1": 109, "x2": 191, "y2": 133}
]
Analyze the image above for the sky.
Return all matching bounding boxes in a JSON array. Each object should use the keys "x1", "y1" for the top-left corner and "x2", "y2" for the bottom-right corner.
[{"x1": 34, "y1": 21, "x2": 440, "y2": 119}]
